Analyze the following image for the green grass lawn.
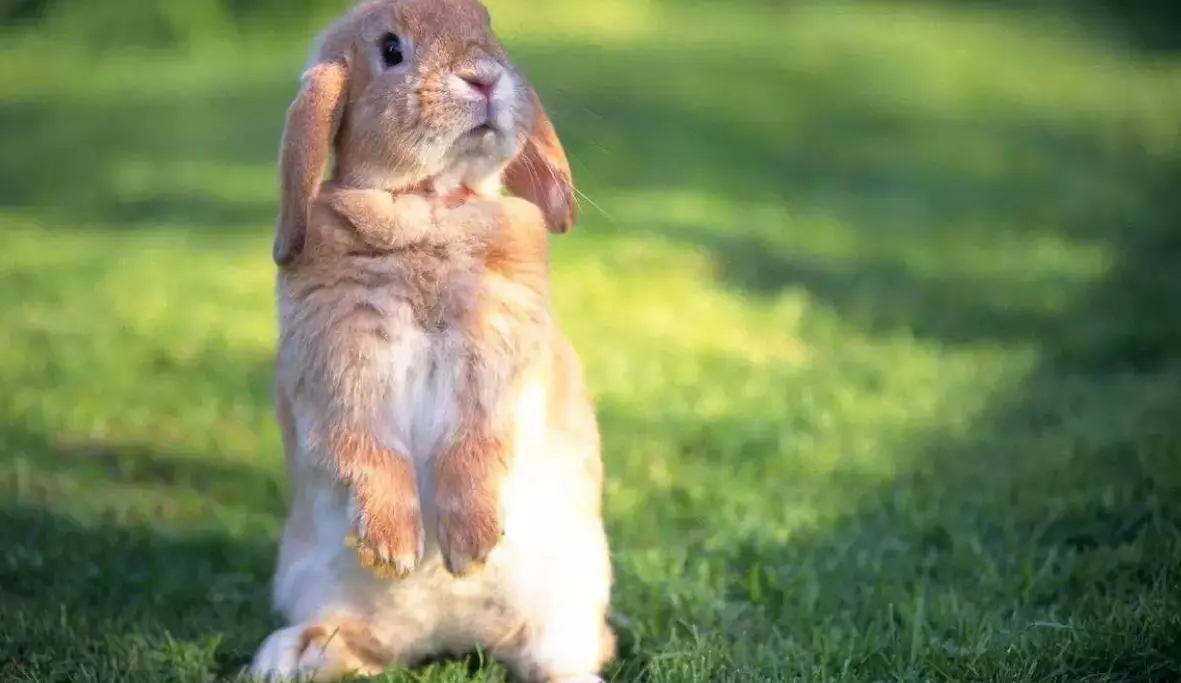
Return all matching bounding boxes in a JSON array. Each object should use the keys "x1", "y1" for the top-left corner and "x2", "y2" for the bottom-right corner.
[{"x1": 2, "y1": 0, "x2": 1181, "y2": 681}]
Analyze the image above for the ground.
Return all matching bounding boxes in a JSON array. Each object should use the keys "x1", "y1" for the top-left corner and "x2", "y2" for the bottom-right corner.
[{"x1": 1, "y1": 0, "x2": 1180, "y2": 681}]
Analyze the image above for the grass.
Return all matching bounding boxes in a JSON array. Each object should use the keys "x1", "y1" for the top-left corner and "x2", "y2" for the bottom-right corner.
[{"x1": 2, "y1": 0, "x2": 1181, "y2": 681}]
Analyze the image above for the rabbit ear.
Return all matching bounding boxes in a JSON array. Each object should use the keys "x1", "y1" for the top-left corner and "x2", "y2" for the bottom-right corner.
[
  {"x1": 504, "y1": 88, "x2": 577, "y2": 234},
  {"x1": 273, "y1": 58, "x2": 350, "y2": 266}
]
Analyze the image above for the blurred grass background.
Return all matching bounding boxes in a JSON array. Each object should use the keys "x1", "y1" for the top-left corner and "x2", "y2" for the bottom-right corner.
[{"x1": 1, "y1": 0, "x2": 1180, "y2": 681}]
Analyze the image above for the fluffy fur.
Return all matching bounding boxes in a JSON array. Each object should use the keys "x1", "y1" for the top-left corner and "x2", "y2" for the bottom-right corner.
[{"x1": 249, "y1": 1, "x2": 612, "y2": 682}]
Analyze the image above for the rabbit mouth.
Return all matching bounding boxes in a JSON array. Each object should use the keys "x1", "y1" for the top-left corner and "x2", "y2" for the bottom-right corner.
[{"x1": 464, "y1": 121, "x2": 502, "y2": 143}]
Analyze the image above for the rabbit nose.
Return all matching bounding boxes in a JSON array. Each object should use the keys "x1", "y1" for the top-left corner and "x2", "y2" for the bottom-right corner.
[{"x1": 458, "y1": 71, "x2": 500, "y2": 101}]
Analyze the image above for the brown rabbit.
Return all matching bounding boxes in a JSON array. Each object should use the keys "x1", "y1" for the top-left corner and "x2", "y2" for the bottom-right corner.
[{"x1": 249, "y1": 1, "x2": 613, "y2": 682}]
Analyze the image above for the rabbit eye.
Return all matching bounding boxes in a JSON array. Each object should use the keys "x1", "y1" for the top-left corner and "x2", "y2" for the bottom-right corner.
[{"x1": 379, "y1": 33, "x2": 404, "y2": 68}]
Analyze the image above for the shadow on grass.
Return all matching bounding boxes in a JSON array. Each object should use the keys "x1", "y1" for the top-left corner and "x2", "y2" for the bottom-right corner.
[
  {"x1": 0, "y1": 504, "x2": 277, "y2": 681},
  {"x1": 959, "y1": 0, "x2": 1181, "y2": 52},
  {"x1": 0, "y1": 83, "x2": 287, "y2": 233},
  {"x1": 0, "y1": 421, "x2": 287, "y2": 514},
  {"x1": 0, "y1": 403, "x2": 286, "y2": 679}
]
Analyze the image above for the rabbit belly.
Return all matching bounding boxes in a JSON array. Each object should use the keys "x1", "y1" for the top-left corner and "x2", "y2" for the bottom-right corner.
[
  {"x1": 366, "y1": 325, "x2": 464, "y2": 468},
  {"x1": 368, "y1": 375, "x2": 610, "y2": 667},
  {"x1": 277, "y1": 372, "x2": 610, "y2": 670}
]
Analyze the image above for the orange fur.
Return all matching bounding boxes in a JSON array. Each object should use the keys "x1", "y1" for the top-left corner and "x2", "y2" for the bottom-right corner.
[
  {"x1": 274, "y1": 61, "x2": 349, "y2": 266},
  {"x1": 336, "y1": 429, "x2": 423, "y2": 579},
  {"x1": 504, "y1": 87, "x2": 578, "y2": 233},
  {"x1": 435, "y1": 426, "x2": 507, "y2": 577}
]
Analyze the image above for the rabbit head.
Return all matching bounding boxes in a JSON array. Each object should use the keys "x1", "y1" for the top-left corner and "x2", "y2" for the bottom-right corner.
[{"x1": 273, "y1": 0, "x2": 577, "y2": 266}]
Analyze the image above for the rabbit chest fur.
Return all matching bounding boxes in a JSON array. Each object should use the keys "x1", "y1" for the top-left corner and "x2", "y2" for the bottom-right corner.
[{"x1": 277, "y1": 239, "x2": 485, "y2": 472}]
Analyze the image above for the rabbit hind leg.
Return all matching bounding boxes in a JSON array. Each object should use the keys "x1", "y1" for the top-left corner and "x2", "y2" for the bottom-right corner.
[
  {"x1": 491, "y1": 538, "x2": 615, "y2": 683},
  {"x1": 248, "y1": 619, "x2": 389, "y2": 682},
  {"x1": 494, "y1": 615, "x2": 616, "y2": 683}
]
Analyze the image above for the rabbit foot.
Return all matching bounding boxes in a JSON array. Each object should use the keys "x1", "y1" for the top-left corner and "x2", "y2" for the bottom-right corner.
[{"x1": 249, "y1": 623, "x2": 385, "y2": 682}]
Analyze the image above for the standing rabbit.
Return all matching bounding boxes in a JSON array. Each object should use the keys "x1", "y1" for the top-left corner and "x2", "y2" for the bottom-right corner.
[{"x1": 249, "y1": 1, "x2": 613, "y2": 682}]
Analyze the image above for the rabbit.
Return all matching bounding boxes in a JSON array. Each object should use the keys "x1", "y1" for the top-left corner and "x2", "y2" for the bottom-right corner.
[{"x1": 247, "y1": 1, "x2": 614, "y2": 682}]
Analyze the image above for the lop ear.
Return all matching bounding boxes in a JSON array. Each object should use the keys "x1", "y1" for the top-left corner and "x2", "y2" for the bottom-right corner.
[
  {"x1": 504, "y1": 88, "x2": 577, "y2": 234},
  {"x1": 273, "y1": 59, "x2": 350, "y2": 266}
]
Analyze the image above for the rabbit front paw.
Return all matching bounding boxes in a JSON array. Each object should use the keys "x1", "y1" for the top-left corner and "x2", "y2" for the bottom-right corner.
[
  {"x1": 436, "y1": 487, "x2": 503, "y2": 578},
  {"x1": 345, "y1": 479, "x2": 424, "y2": 580},
  {"x1": 444, "y1": 198, "x2": 513, "y2": 243}
]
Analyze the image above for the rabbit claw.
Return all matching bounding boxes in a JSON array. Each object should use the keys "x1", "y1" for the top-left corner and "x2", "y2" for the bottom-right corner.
[{"x1": 346, "y1": 493, "x2": 424, "y2": 580}]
